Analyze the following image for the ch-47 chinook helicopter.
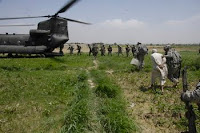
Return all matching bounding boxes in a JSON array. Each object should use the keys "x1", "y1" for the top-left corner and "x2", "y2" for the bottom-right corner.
[{"x1": 0, "y1": 0, "x2": 90, "y2": 57}]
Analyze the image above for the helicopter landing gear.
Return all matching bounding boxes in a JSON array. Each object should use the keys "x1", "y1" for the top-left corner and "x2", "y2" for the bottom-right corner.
[
  {"x1": 8, "y1": 53, "x2": 13, "y2": 57},
  {"x1": 59, "y1": 44, "x2": 64, "y2": 55}
]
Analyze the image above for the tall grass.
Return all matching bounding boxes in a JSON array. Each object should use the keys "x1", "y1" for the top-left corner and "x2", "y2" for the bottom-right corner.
[
  {"x1": 61, "y1": 71, "x2": 101, "y2": 133},
  {"x1": 91, "y1": 70, "x2": 138, "y2": 133}
]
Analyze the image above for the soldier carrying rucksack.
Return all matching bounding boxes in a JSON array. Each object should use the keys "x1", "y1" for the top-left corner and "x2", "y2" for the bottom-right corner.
[
  {"x1": 117, "y1": 45, "x2": 123, "y2": 56},
  {"x1": 68, "y1": 45, "x2": 74, "y2": 55},
  {"x1": 92, "y1": 44, "x2": 98, "y2": 59},
  {"x1": 135, "y1": 42, "x2": 148, "y2": 70},
  {"x1": 125, "y1": 45, "x2": 130, "y2": 57},
  {"x1": 100, "y1": 44, "x2": 106, "y2": 56},
  {"x1": 163, "y1": 45, "x2": 182, "y2": 87},
  {"x1": 88, "y1": 44, "x2": 92, "y2": 56},
  {"x1": 76, "y1": 45, "x2": 82, "y2": 55},
  {"x1": 108, "y1": 45, "x2": 112, "y2": 56}
]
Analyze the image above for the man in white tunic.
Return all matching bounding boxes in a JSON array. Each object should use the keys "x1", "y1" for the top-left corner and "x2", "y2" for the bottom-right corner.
[{"x1": 151, "y1": 49, "x2": 168, "y2": 92}]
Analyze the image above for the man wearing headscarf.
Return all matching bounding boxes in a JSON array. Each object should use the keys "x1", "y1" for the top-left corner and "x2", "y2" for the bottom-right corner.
[{"x1": 151, "y1": 49, "x2": 168, "y2": 92}]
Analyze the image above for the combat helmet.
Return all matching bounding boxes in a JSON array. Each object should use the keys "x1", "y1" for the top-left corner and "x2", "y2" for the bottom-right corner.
[{"x1": 164, "y1": 45, "x2": 171, "y2": 51}]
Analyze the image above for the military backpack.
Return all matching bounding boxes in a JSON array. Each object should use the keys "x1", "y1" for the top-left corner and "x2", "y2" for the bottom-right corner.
[{"x1": 171, "y1": 50, "x2": 182, "y2": 64}]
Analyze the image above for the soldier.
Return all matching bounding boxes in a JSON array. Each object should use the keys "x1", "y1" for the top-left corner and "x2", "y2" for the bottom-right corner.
[
  {"x1": 92, "y1": 44, "x2": 98, "y2": 59},
  {"x1": 76, "y1": 45, "x2": 82, "y2": 55},
  {"x1": 100, "y1": 45, "x2": 106, "y2": 56},
  {"x1": 88, "y1": 44, "x2": 92, "y2": 56},
  {"x1": 125, "y1": 45, "x2": 130, "y2": 57},
  {"x1": 117, "y1": 45, "x2": 123, "y2": 56},
  {"x1": 135, "y1": 42, "x2": 148, "y2": 70},
  {"x1": 151, "y1": 49, "x2": 168, "y2": 92},
  {"x1": 163, "y1": 45, "x2": 181, "y2": 87},
  {"x1": 70, "y1": 46, "x2": 74, "y2": 55},
  {"x1": 181, "y1": 81, "x2": 200, "y2": 108},
  {"x1": 107, "y1": 45, "x2": 112, "y2": 56},
  {"x1": 131, "y1": 45, "x2": 137, "y2": 57},
  {"x1": 67, "y1": 45, "x2": 74, "y2": 55}
]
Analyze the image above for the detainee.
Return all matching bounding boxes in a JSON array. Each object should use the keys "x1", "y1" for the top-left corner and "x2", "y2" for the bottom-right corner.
[{"x1": 151, "y1": 49, "x2": 168, "y2": 92}]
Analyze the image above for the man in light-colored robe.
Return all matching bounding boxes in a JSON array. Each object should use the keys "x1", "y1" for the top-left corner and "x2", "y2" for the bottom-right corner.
[{"x1": 151, "y1": 49, "x2": 168, "y2": 92}]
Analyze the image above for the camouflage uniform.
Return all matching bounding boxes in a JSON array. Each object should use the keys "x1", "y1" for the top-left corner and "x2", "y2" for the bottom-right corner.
[
  {"x1": 68, "y1": 45, "x2": 74, "y2": 55},
  {"x1": 181, "y1": 82, "x2": 200, "y2": 103},
  {"x1": 77, "y1": 45, "x2": 81, "y2": 55},
  {"x1": 125, "y1": 45, "x2": 130, "y2": 57},
  {"x1": 92, "y1": 45, "x2": 98, "y2": 59},
  {"x1": 107, "y1": 45, "x2": 112, "y2": 56},
  {"x1": 135, "y1": 42, "x2": 148, "y2": 69},
  {"x1": 88, "y1": 44, "x2": 92, "y2": 56},
  {"x1": 117, "y1": 45, "x2": 123, "y2": 56},
  {"x1": 131, "y1": 45, "x2": 137, "y2": 57},
  {"x1": 100, "y1": 45, "x2": 106, "y2": 56},
  {"x1": 164, "y1": 45, "x2": 181, "y2": 85}
]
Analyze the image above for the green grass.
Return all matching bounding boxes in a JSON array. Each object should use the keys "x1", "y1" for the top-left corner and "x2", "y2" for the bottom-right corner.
[
  {"x1": 91, "y1": 70, "x2": 138, "y2": 133},
  {"x1": 61, "y1": 71, "x2": 99, "y2": 133},
  {"x1": 0, "y1": 54, "x2": 94, "y2": 133},
  {"x1": 96, "y1": 49, "x2": 199, "y2": 132},
  {"x1": 0, "y1": 47, "x2": 199, "y2": 133}
]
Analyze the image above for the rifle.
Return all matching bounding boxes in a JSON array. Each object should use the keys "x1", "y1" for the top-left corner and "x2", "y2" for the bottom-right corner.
[{"x1": 182, "y1": 67, "x2": 197, "y2": 133}]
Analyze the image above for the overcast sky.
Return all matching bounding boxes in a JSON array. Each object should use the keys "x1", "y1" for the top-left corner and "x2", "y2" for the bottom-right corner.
[{"x1": 0, "y1": 0, "x2": 200, "y2": 44}]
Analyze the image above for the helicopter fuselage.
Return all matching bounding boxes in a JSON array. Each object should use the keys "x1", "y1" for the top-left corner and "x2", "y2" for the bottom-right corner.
[{"x1": 0, "y1": 17, "x2": 69, "y2": 56}]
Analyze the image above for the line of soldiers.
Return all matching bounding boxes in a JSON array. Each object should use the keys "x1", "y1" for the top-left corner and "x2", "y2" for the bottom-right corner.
[
  {"x1": 67, "y1": 43, "x2": 147, "y2": 60},
  {"x1": 88, "y1": 44, "x2": 141, "y2": 58}
]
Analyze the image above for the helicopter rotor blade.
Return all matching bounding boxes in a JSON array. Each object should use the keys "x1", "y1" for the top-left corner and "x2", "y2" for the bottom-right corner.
[
  {"x1": 0, "y1": 15, "x2": 51, "y2": 20},
  {"x1": 55, "y1": 0, "x2": 81, "y2": 16},
  {"x1": 65, "y1": 18, "x2": 91, "y2": 25},
  {"x1": 0, "y1": 24, "x2": 35, "y2": 27}
]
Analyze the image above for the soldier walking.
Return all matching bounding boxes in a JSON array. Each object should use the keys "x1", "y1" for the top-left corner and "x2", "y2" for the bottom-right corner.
[
  {"x1": 117, "y1": 45, "x2": 123, "y2": 56},
  {"x1": 107, "y1": 45, "x2": 112, "y2": 56},
  {"x1": 163, "y1": 45, "x2": 181, "y2": 87},
  {"x1": 131, "y1": 45, "x2": 137, "y2": 57},
  {"x1": 92, "y1": 44, "x2": 98, "y2": 59},
  {"x1": 135, "y1": 42, "x2": 148, "y2": 70},
  {"x1": 125, "y1": 45, "x2": 130, "y2": 57},
  {"x1": 76, "y1": 45, "x2": 82, "y2": 55},
  {"x1": 100, "y1": 45, "x2": 106, "y2": 56},
  {"x1": 68, "y1": 45, "x2": 74, "y2": 55},
  {"x1": 88, "y1": 44, "x2": 92, "y2": 56}
]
